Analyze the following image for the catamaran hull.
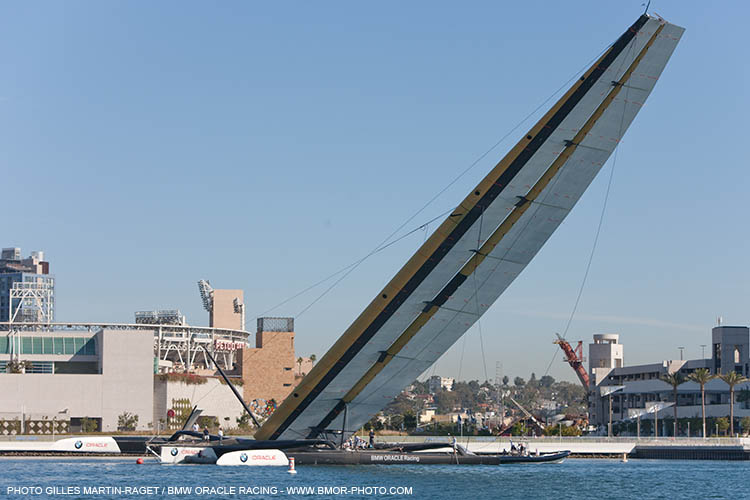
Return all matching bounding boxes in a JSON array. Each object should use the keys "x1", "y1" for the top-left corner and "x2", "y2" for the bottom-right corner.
[{"x1": 286, "y1": 450, "x2": 570, "y2": 465}]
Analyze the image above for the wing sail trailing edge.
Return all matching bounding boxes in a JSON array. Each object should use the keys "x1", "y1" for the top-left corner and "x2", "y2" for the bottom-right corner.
[{"x1": 256, "y1": 14, "x2": 684, "y2": 441}]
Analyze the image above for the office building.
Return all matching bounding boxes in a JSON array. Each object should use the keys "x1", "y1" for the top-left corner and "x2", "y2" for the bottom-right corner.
[{"x1": 0, "y1": 247, "x2": 54, "y2": 325}]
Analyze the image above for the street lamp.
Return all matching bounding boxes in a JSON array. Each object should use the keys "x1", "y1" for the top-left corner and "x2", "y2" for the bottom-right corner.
[
  {"x1": 601, "y1": 386, "x2": 625, "y2": 437},
  {"x1": 628, "y1": 408, "x2": 647, "y2": 440},
  {"x1": 678, "y1": 347, "x2": 685, "y2": 361},
  {"x1": 645, "y1": 402, "x2": 674, "y2": 439},
  {"x1": 700, "y1": 345, "x2": 707, "y2": 359}
]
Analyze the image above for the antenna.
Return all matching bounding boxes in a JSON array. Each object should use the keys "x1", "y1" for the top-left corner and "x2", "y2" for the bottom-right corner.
[
  {"x1": 197, "y1": 280, "x2": 214, "y2": 313},
  {"x1": 717, "y1": 316, "x2": 723, "y2": 326}
]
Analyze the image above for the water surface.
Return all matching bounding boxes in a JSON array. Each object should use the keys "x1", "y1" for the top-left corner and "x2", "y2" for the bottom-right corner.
[{"x1": 0, "y1": 458, "x2": 742, "y2": 499}]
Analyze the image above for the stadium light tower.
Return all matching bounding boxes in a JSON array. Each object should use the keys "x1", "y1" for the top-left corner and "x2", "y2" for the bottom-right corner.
[
  {"x1": 233, "y1": 297, "x2": 245, "y2": 332},
  {"x1": 197, "y1": 280, "x2": 214, "y2": 315}
]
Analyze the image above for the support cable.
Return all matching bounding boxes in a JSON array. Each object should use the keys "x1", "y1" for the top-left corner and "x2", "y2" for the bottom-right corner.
[
  {"x1": 542, "y1": 40, "x2": 637, "y2": 379},
  {"x1": 256, "y1": 44, "x2": 613, "y2": 321}
]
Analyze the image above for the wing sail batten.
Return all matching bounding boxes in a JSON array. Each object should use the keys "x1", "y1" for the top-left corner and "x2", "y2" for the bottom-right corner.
[{"x1": 257, "y1": 14, "x2": 683, "y2": 441}]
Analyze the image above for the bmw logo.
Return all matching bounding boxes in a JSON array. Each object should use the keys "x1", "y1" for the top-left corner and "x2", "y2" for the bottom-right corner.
[
  {"x1": 170, "y1": 448, "x2": 178, "y2": 456},
  {"x1": 240, "y1": 453, "x2": 248, "y2": 463},
  {"x1": 74, "y1": 441, "x2": 83, "y2": 449}
]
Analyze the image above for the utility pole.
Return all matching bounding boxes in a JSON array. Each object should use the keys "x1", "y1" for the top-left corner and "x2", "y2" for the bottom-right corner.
[{"x1": 678, "y1": 347, "x2": 684, "y2": 361}]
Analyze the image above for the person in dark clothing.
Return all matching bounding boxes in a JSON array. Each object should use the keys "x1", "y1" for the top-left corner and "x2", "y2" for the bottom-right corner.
[
  {"x1": 368, "y1": 429, "x2": 375, "y2": 448},
  {"x1": 203, "y1": 427, "x2": 210, "y2": 441}
]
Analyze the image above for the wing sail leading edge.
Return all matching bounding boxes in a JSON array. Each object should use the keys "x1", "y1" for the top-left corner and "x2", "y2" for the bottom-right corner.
[{"x1": 256, "y1": 14, "x2": 684, "y2": 441}]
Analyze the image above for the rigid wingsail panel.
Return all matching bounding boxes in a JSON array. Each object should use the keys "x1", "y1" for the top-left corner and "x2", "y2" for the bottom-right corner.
[{"x1": 256, "y1": 14, "x2": 684, "y2": 441}]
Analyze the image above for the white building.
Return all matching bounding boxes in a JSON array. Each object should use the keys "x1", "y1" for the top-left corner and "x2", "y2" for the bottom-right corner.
[
  {"x1": 0, "y1": 328, "x2": 154, "y2": 432},
  {"x1": 588, "y1": 326, "x2": 750, "y2": 435},
  {"x1": 428, "y1": 375, "x2": 454, "y2": 393}
]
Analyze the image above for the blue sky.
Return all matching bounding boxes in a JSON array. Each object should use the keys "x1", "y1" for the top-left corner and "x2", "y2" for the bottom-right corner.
[{"x1": 3, "y1": 1, "x2": 748, "y2": 383}]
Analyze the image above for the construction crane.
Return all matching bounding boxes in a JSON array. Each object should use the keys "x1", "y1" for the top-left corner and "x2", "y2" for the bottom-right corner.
[{"x1": 553, "y1": 333, "x2": 589, "y2": 391}]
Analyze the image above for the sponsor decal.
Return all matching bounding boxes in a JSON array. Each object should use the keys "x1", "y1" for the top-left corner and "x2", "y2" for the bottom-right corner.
[
  {"x1": 74, "y1": 441, "x2": 83, "y2": 449},
  {"x1": 171, "y1": 448, "x2": 178, "y2": 456},
  {"x1": 370, "y1": 454, "x2": 420, "y2": 462},
  {"x1": 85, "y1": 442, "x2": 109, "y2": 448},
  {"x1": 240, "y1": 453, "x2": 248, "y2": 463},
  {"x1": 214, "y1": 340, "x2": 245, "y2": 352}
]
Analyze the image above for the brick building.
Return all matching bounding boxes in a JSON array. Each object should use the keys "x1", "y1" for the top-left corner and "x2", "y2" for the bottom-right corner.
[{"x1": 240, "y1": 317, "x2": 296, "y2": 406}]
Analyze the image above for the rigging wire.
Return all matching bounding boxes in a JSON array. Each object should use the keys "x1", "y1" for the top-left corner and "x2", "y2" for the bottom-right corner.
[
  {"x1": 255, "y1": 43, "x2": 613, "y2": 322},
  {"x1": 472, "y1": 207, "x2": 490, "y2": 383},
  {"x1": 542, "y1": 40, "x2": 637, "y2": 379},
  {"x1": 254, "y1": 208, "x2": 452, "y2": 318}
]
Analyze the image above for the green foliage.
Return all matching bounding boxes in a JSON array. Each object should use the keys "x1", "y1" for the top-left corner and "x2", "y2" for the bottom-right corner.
[
  {"x1": 403, "y1": 412, "x2": 417, "y2": 431},
  {"x1": 688, "y1": 368, "x2": 715, "y2": 386},
  {"x1": 716, "y1": 417, "x2": 729, "y2": 435},
  {"x1": 156, "y1": 373, "x2": 207, "y2": 385},
  {"x1": 7, "y1": 360, "x2": 32, "y2": 373},
  {"x1": 513, "y1": 377, "x2": 525, "y2": 387},
  {"x1": 543, "y1": 424, "x2": 581, "y2": 436},
  {"x1": 236, "y1": 411, "x2": 254, "y2": 431},
  {"x1": 539, "y1": 375, "x2": 555, "y2": 388},
  {"x1": 740, "y1": 416, "x2": 750, "y2": 434},
  {"x1": 197, "y1": 416, "x2": 219, "y2": 430},
  {"x1": 80, "y1": 417, "x2": 98, "y2": 433},
  {"x1": 502, "y1": 375, "x2": 509, "y2": 386},
  {"x1": 117, "y1": 412, "x2": 139, "y2": 431},
  {"x1": 218, "y1": 377, "x2": 244, "y2": 386},
  {"x1": 510, "y1": 421, "x2": 528, "y2": 436}
]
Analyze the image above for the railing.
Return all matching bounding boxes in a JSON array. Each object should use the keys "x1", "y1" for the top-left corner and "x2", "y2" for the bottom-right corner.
[
  {"x1": 257, "y1": 317, "x2": 294, "y2": 333},
  {"x1": 0, "y1": 322, "x2": 249, "y2": 338},
  {"x1": 378, "y1": 435, "x2": 750, "y2": 446}
]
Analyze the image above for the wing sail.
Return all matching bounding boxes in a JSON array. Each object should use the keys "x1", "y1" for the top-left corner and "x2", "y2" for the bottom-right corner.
[{"x1": 256, "y1": 14, "x2": 684, "y2": 441}]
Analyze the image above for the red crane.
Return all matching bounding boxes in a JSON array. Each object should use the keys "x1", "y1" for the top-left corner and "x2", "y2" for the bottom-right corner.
[{"x1": 553, "y1": 334, "x2": 589, "y2": 391}]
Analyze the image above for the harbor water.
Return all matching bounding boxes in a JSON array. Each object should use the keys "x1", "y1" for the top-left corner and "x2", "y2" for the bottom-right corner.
[{"x1": 0, "y1": 458, "x2": 745, "y2": 499}]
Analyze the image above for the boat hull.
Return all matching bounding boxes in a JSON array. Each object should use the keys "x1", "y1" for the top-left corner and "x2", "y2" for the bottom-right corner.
[{"x1": 287, "y1": 450, "x2": 570, "y2": 465}]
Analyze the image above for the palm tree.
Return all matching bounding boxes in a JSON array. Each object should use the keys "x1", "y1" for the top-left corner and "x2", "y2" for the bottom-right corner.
[
  {"x1": 688, "y1": 368, "x2": 715, "y2": 438},
  {"x1": 718, "y1": 371, "x2": 748, "y2": 437},
  {"x1": 660, "y1": 371, "x2": 685, "y2": 436},
  {"x1": 309, "y1": 354, "x2": 317, "y2": 366},
  {"x1": 297, "y1": 356, "x2": 303, "y2": 375}
]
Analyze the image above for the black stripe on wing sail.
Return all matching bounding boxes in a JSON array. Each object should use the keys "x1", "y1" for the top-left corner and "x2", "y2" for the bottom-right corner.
[{"x1": 269, "y1": 14, "x2": 650, "y2": 441}]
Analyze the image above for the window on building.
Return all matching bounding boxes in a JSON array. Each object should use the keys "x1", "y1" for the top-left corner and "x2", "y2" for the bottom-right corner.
[
  {"x1": 54, "y1": 362, "x2": 98, "y2": 374},
  {"x1": 26, "y1": 361, "x2": 53, "y2": 374},
  {"x1": 53, "y1": 337, "x2": 64, "y2": 354},
  {"x1": 21, "y1": 337, "x2": 32, "y2": 354},
  {"x1": 14, "y1": 337, "x2": 97, "y2": 356}
]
